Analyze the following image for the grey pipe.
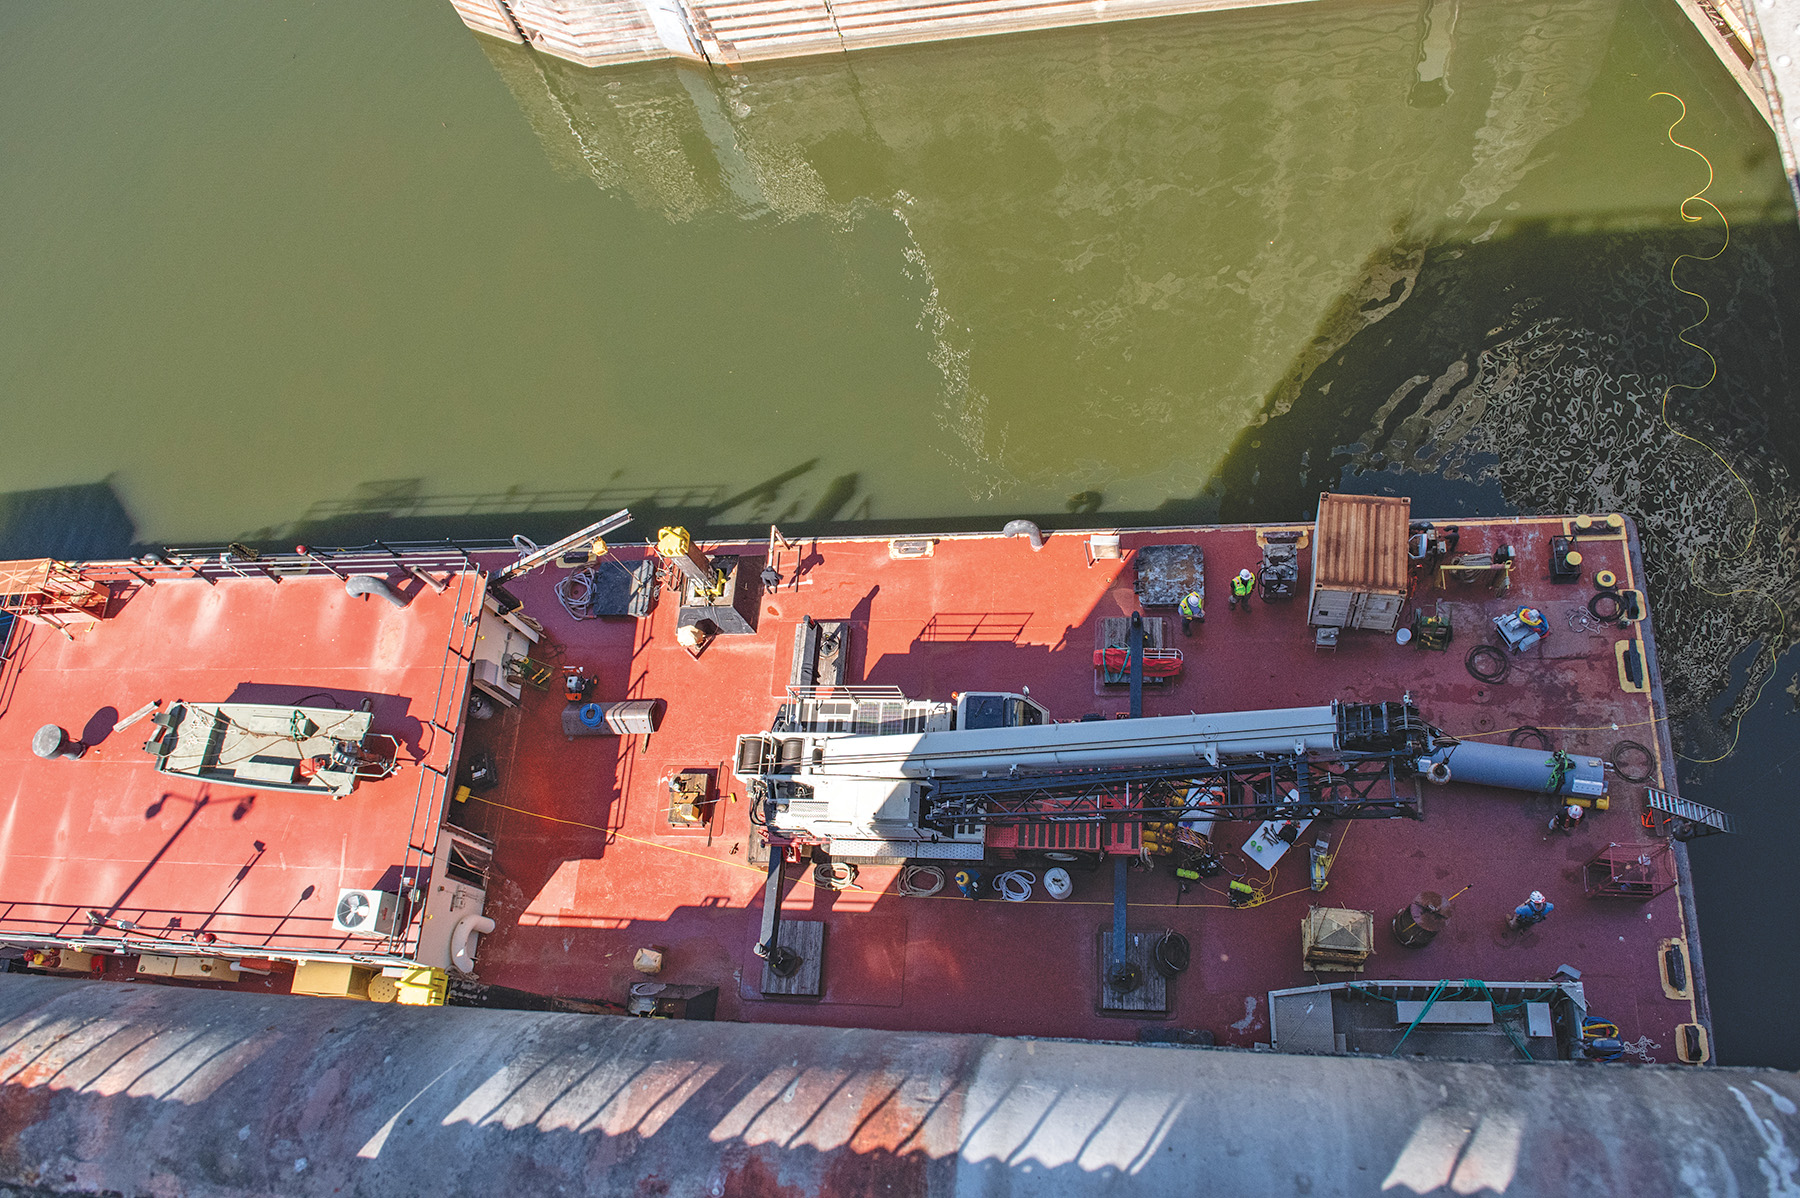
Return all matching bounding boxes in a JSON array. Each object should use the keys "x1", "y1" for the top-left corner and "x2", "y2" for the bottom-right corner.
[
  {"x1": 0, "y1": 975, "x2": 1790, "y2": 1197},
  {"x1": 1003, "y1": 519, "x2": 1045, "y2": 550},
  {"x1": 1425, "y1": 740, "x2": 1605, "y2": 797},
  {"x1": 344, "y1": 574, "x2": 410, "y2": 609}
]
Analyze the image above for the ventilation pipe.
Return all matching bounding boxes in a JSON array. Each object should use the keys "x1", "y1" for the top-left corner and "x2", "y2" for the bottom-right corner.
[
  {"x1": 1003, "y1": 520, "x2": 1045, "y2": 550},
  {"x1": 346, "y1": 574, "x2": 410, "y2": 609},
  {"x1": 450, "y1": 914, "x2": 496, "y2": 974}
]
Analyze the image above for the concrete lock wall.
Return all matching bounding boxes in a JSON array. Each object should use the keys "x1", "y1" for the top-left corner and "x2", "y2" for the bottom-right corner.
[
  {"x1": 454, "y1": 0, "x2": 1319, "y2": 67},
  {"x1": 1, "y1": 976, "x2": 1797, "y2": 1196}
]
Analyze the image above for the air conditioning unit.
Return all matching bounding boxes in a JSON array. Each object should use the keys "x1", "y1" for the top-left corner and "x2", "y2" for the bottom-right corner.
[{"x1": 332, "y1": 888, "x2": 400, "y2": 936}]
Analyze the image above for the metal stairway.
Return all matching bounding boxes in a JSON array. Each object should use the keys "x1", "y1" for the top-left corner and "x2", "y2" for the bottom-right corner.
[{"x1": 1646, "y1": 787, "x2": 1736, "y2": 837}]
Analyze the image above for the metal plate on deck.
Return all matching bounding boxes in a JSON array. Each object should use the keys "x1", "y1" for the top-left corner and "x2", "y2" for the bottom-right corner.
[
  {"x1": 1134, "y1": 544, "x2": 1204, "y2": 606},
  {"x1": 586, "y1": 559, "x2": 659, "y2": 618},
  {"x1": 1243, "y1": 818, "x2": 1311, "y2": 869}
]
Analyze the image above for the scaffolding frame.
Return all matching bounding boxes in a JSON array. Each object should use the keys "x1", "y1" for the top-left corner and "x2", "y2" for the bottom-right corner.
[{"x1": 0, "y1": 559, "x2": 108, "y2": 638}]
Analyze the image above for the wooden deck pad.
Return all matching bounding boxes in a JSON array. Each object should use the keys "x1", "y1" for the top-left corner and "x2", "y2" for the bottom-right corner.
[
  {"x1": 760, "y1": 920, "x2": 825, "y2": 997},
  {"x1": 1097, "y1": 929, "x2": 1170, "y2": 1015}
]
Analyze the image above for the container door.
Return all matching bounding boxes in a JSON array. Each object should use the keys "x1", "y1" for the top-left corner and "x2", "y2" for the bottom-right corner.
[
  {"x1": 1351, "y1": 592, "x2": 1405, "y2": 631},
  {"x1": 1311, "y1": 589, "x2": 1353, "y2": 628}
]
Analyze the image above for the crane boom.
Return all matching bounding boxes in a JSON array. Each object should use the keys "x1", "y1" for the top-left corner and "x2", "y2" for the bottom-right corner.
[{"x1": 734, "y1": 693, "x2": 1430, "y2": 860}]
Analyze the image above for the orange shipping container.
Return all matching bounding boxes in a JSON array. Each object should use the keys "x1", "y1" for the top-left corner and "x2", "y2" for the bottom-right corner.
[{"x1": 1308, "y1": 493, "x2": 1411, "y2": 632}]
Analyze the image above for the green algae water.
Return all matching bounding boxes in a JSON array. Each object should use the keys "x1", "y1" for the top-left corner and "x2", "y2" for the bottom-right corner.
[{"x1": 3, "y1": 0, "x2": 1799, "y2": 1065}]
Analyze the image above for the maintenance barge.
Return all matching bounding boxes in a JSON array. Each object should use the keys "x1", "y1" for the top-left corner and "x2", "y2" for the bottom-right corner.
[{"x1": 0, "y1": 497, "x2": 1722, "y2": 1063}]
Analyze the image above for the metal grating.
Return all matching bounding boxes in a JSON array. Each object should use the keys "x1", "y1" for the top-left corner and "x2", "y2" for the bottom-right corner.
[
  {"x1": 1018, "y1": 821, "x2": 1101, "y2": 850},
  {"x1": 1103, "y1": 821, "x2": 1141, "y2": 851},
  {"x1": 776, "y1": 687, "x2": 938, "y2": 736}
]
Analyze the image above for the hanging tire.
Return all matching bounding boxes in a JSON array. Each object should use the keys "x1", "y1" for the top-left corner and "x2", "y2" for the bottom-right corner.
[
  {"x1": 1152, "y1": 932, "x2": 1191, "y2": 978},
  {"x1": 1589, "y1": 590, "x2": 1625, "y2": 624}
]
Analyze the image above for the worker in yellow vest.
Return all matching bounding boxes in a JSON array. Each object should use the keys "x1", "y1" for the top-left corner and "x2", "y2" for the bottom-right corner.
[{"x1": 1229, "y1": 568, "x2": 1257, "y2": 611}]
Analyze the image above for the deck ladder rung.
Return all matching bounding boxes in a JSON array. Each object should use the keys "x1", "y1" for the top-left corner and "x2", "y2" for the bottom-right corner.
[{"x1": 1646, "y1": 786, "x2": 1735, "y2": 834}]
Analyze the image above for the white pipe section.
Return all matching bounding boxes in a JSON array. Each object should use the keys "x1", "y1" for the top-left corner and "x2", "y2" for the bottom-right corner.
[
  {"x1": 450, "y1": 914, "x2": 495, "y2": 975},
  {"x1": 814, "y1": 706, "x2": 1339, "y2": 779}
]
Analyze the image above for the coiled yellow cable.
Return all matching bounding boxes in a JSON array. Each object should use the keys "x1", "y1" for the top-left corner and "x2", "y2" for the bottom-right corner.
[{"x1": 1650, "y1": 91, "x2": 1788, "y2": 764}]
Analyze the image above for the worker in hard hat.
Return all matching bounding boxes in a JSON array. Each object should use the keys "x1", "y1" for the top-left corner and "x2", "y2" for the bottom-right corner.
[
  {"x1": 1507, "y1": 890, "x2": 1554, "y2": 931},
  {"x1": 1229, "y1": 567, "x2": 1257, "y2": 611},
  {"x1": 1547, "y1": 803, "x2": 1585, "y2": 836},
  {"x1": 1179, "y1": 590, "x2": 1204, "y2": 634}
]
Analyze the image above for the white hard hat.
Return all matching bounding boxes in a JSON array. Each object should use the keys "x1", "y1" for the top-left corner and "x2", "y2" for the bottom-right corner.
[
  {"x1": 1566, "y1": 804, "x2": 1583, "y2": 819},
  {"x1": 1044, "y1": 868, "x2": 1073, "y2": 900},
  {"x1": 1528, "y1": 890, "x2": 1546, "y2": 904},
  {"x1": 1238, "y1": 568, "x2": 1253, "y2": 580}
]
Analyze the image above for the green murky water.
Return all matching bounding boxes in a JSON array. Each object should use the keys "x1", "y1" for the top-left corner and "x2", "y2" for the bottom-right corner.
[{"x1": 4, "y1": 0, "x2": 1799, "y2": 1064}]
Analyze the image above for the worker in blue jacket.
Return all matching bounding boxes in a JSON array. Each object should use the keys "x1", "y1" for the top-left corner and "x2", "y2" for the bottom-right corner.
[{"x1": 1508, "y1": 890, "x2": 1553, "y2": 930}]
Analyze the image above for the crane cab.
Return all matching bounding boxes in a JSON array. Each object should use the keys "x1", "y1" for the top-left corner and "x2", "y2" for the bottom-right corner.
[{"x1": 954, "y1": 691, "x2": 1049, "y2": 730}]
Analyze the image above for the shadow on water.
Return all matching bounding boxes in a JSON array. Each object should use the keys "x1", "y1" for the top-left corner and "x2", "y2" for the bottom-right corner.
[
  {"x1": 0, "y1": 480, "x2": 138, "y2": 562},
  {"x1": 1204, "y1": 211, "x2": 1800, "y2": 1070},
  {"x1": 1210, "y1": 214, "x2": 1800, "y2": 747}
]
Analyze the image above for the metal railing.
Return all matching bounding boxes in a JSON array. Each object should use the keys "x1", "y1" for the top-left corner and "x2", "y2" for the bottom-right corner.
[
  {"x1": 44, "y1": 539, "x2": 526, "y2": 592},
  {"x1": 19, "y1": 540, "x2": 505, "y2": 960}
]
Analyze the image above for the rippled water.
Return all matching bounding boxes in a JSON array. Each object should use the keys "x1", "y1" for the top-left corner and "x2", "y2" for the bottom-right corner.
[{"x1": 2, "y1": 0, "x2": 1797, "y2": 1064}]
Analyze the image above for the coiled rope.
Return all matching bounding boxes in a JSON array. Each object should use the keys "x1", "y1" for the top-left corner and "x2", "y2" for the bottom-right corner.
[
  {"x1": 897, "y1": 865, "x2": 943, "y2": 897},
  {"x1": 813, "y1": 861, "x2": 860, "y2": 891},
  {"x1": 556, "y1": 567, "x2": 597, "y2": 621}
]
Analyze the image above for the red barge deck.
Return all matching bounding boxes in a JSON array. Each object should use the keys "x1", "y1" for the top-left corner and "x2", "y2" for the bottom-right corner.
[{"x1": 0, "y1": 512, "x2": 1709, "y2": 1064}]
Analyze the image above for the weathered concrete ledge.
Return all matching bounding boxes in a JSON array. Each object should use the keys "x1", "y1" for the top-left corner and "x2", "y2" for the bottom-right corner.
[
  {"x1": 450, "y1": 0, "x2": 1798, "y2": 218},
  {"x1": 453, "y1": 0, "x2": 1315, "y2": 67},
  {"x1": 1, "y1": 975, "x2": 1795, "y2": 1196}
]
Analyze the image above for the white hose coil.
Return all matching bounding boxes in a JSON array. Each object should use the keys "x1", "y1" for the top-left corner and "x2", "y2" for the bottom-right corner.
[{"x1": 995, "y1": 870, "x2": 1037, "y2": 902}]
